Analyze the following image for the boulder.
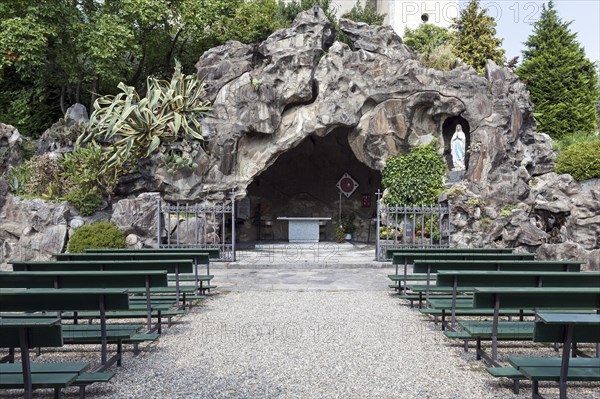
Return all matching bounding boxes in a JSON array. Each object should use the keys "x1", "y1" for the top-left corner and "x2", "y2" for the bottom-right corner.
[
  {"x1": 0, "y1": 123, "x2": 23, "y2": 174},
  {"x1": 111, "y1": 192, "x2": 161, "y2": 238}
]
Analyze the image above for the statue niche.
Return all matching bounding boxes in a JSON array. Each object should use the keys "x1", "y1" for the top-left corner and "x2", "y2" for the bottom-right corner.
[{"x1": 442, "y1": 116, "x2": 471, "y2": 171}]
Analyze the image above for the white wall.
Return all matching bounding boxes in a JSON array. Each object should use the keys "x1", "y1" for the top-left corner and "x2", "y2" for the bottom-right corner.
[{"x1": 284, "y1": 0, "x2": 458, "y2": 36}]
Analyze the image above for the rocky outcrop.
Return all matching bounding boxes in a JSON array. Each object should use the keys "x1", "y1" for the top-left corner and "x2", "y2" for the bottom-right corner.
[
  {"x1": 0, "y1": 196, "x2": 70, "y2": 265},
  {"x1": 1, "y1": 11, "x2": 597, "y2": 267},
  {"x1": 37, "y1": 103, "x2": 89, "y2": 158},
  {"x1": 110, "y1": 192, "x2": 161, "y2": 247},
  {"x1": 0, "y1": 123, "x2": 23, "y2": 174}
]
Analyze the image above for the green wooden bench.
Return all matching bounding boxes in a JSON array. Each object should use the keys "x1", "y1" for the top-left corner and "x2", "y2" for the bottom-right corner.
[
  {"x1": 524, "y1": 313, "x2": 600, "y2": 399},
  {"x1": 413, "y1": 260, "x2": 583, "y2": 304},
  {"x1": 85, "y1": 247, "x2": 220, "y2": 259},
  {"x1": 0, "y1": 318, "x2": 70, "y2": 399},
  {"x1": 11, "y1": 259, "x2": 193, "y2": 308},
  {"x1": 389, "y1": 252, "x2": 536, "y2": 292},
  {"x1": 385, "y1": 247, "x2": 514, "y2": 260},
  {"x1": 0, "y1": 362, "x2": 115, "y2": 399},
  {"x1": 434, "y1": 270, "x2": 599, "y2": 329},
  {"x1": 0, "y1": 288, "x2": 131, "y2": 370},
  {"x1": 466, "y1": 288, "x2": 600, "y2": 366},
  {"x1": 0, "y1": 270, "x2": 169, "y2": 332},
  {"x1": 56, "y1": 252, "x2": 212, "y2": 290}
]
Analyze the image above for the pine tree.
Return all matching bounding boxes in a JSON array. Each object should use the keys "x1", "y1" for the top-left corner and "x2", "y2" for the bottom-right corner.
[
  {"x1": 516, "y1": 1, "x2": 599, "y2": 140},
  {"x1": 451, "y1": 0, "x2": 505, "y2": 73}
]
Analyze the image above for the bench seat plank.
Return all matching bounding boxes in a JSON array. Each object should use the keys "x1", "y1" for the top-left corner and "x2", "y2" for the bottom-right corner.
[
  {"x1": 0, "y1": 372, "x2": 79, "y2": 389},
  {"x1": 520, "y1": 366, "x2": 600, "y2": 381},
  {"x1": 0, "y1": 362, "x2": 88, "y2": 374}
]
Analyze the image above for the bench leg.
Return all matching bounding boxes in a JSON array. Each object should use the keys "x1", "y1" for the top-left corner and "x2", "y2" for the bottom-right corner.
[
  {"x1": 463, "y1": 340, "x2": 468, "y2": 353},
  {"x1": 476, "y1": 338, "x2": 481, "y2": 360},
  {"x1": 54, "y1": 387, "x2": 62, "y2": 399},
  {"x1": 117, "y1": 342, "x2": 123, "y2": 367},
  {"x1": 512, "y1": 379, "x2": 520, "y2": 394},
  {"x1": 441, "y1": 310, "x2": 446, "y2": 332},
  {"x1": 531, "y1": 380, "x2": 545, "y2": 399},
  {"x1": 79, "y1": 386, "x2": 86, "y2": 399},
  {"x1": 133, "y1": 343, "x2": 140, "y2": 356},
  {"x1": 8, "y1": 347, "x2": 15, "y2": 363}
]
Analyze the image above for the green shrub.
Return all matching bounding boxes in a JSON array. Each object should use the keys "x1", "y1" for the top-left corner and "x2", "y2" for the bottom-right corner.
[
  {"x1": 382, "y1": 142, "x2": 447, "y2": 205},
  {"x1": 65, "y1": 188, "x2": 103, "y2": 216},
  {"x1": 6, "y1": 154, "x2": 65, "y2": 199},
  {"x1": 555, "y1": 140, "x2": 600, "y2": 181},
  {"x1": 422, "y1": 44, "x2": 459, "y2": 71},
  {"x1": 67, "y1": 222, "x2": 126, "y2": 253},
  {"x1": 553, "y1": 132, "x2": 600, "y2": 152},
  {"x1": 59, "y1": 142, "x2": 118, "y2": 196}
]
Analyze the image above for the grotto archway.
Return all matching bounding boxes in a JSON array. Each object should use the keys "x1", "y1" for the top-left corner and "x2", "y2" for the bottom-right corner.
[{"x1": 239, "y1": 128, "x2": 382, "y2": 242}]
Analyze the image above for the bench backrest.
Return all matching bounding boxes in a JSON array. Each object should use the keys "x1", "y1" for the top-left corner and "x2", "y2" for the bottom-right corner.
[
  {"x1": 392, "y1": 252, "x2": 535, "y2": 264},
  {"x1": 0, "y1": 288, "x2": 130, "y2": 312},
  {"x1": 386, "y1": 247, "x2": 513, "y2": 259},
  {"x1": 85, "y1": 247, "x2": 220, "y2": 259},
  {"x1": 56, "y1": 252, "x2": 210, "y2": 264},
  {"x1": 11, "y1": 260, "x2": 193, "y2": 274},
  {"x1": 0, "y1": 323, "x2": 63, "y2": 348},
  {"x1": 472, "y1": 288, "x2": 600, "y2": 309},
  {"x1": 413, "y1": 260, "x2": 582, "y2": 273},
  {"x1": 534, "y1": 322, "x2": 600, "y2": 344},
  {"x1": 436, "y1": 271, "x2": 600, "y2": 288},
  {"x1": 0, "y1": 271, "x2": 168, "y2": 289}
]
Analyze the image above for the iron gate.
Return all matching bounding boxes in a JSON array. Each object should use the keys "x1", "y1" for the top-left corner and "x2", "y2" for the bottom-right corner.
[
  {"x1": 157, "y1": 197, "x2": 236, "y2": 261},
  {"x1": 375, "y1": 192, "x2": 451, "y2": 261}
]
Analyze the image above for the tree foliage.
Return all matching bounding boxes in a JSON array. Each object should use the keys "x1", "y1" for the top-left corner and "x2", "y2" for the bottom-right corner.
[
  {"x1": 451, "y1": 0, "x2": 505, "y2": 73},
  {"x1": 516, "y1": 1, "x2": 599, "y2": 140},
  {"x1": 403, "y1": 24, "x2": 457, "y2": 70},
  {"x1": 382, "y1": 143, "x2": 447, "y2": 205},
  {"x1": 341, "y1": 0, "x2": 385, "y2": 25},
  {"x1": 0, "y1": 0, "x2": 282, "y2": 138}
]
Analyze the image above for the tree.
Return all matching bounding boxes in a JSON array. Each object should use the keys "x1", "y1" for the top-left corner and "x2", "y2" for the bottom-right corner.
[
  {"x1": 341, "y1": 0, "x2": 385, "y2": 25},
  {"x1": 516, "y1": 1, "x2": 598, "y2": 140},
  {"x1": 403, "y1": 23, "x2": 457, "y2": 69},
  {"x1": 451, "y1": 0, "x2": 505, "y2": 73},
  {"x1": 277, "y1": 0, "x2": 338, "y2": 26},
  {"x1": 403, "y1": 24, "x2": 451, "y2": 54},
  {"x1": 0, "y1": 0, "x2": 284, "y2": 138}
]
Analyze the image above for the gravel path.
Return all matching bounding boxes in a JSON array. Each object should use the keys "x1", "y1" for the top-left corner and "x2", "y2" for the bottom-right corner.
[{"x1": 77, "y1": 290, "x2": 595, "y2": 399}]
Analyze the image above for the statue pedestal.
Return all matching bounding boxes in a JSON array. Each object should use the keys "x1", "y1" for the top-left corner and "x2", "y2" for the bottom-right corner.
[{"x1": 447, "y1": 170, "x2": 465, "y2": 183}]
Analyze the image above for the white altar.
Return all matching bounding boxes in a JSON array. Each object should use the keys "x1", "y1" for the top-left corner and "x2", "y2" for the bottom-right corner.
[{"x1": 277, "y1": 217, "x2": 332, "y2": 243}]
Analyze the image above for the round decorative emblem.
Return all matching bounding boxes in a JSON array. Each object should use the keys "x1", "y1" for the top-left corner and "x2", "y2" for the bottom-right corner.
[{"x1": 336, "y1": 173, "x2": 359, "y2": 198}]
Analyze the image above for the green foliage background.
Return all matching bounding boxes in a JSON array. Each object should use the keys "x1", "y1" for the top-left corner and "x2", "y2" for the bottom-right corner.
[
  {"x1": 556, "y1": 139, "x2": 600, "y2": 181},
  {"x1": 451, "y1": 0, "x2": 505, "y2": 73},
  {"x1": 516, "y1": 1, "x2": 599, "y2": 140},
  {"x1": 382, "y1": 143, "x2": 447, "y2": 205}
]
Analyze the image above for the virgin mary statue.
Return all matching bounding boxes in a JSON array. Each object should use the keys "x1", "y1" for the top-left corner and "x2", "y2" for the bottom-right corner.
[{"x1": 450, "y1": 124, "x2": 466, "y2": 170}]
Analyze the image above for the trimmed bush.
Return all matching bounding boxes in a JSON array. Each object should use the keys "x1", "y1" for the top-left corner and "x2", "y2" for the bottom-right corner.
[
  {"x1": 555, "y1": 140, "x2": 600, "y2": 181},
  {"x1": 67, "y1": 221, "x2": 126, "y2": 253}
]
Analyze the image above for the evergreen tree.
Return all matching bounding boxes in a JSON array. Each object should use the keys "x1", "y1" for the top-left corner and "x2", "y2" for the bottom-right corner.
[
  {"x1": 516, "y1": 1, "x2": 599, "y2": 140},
  {"x1": 451, "y1": 0, "x2": 505, "y2": 73}
]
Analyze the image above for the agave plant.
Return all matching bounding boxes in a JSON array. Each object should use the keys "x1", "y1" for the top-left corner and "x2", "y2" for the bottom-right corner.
[{"x1": 77, "y1": 60, "x2": 212, "y2": 172}]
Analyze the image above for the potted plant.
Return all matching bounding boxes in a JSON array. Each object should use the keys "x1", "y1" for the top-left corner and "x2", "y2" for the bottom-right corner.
[
  {"x1": 335, "y1": 224, "x2": 346, "y2": 243},
  {"x1": 341, "y1": 213, "x2": 356, "y2": 240}
]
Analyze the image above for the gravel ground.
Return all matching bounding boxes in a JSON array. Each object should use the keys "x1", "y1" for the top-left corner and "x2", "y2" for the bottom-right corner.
[{"x1": 3, "y1": 289, "x2": 600, "y2": 398}]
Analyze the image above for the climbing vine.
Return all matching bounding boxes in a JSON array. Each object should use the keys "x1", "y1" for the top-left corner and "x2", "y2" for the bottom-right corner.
[{"x1": 382, "y1": 143, "x2": 447, "y2": 205}]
